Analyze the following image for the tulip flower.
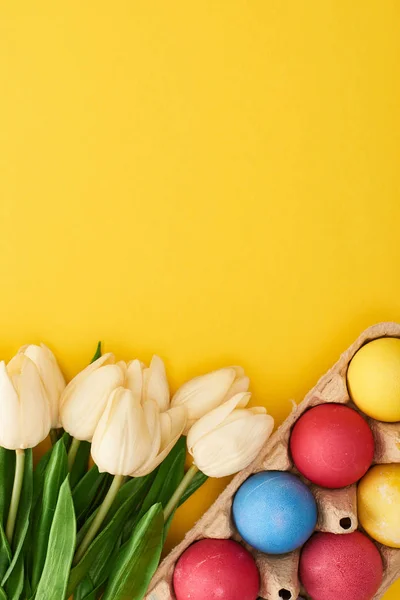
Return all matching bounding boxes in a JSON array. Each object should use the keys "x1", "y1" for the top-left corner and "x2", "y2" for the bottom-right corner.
[
  {"x1": 91, "y1": 388, "x2": 154, "y2": 476},
  {"x1": 164, "y1": 391, "x2": 274, "y2": 521},
  {"x1": 73, "y1": 357, "x2": 185, "y2": 564},
  {"x1": 91, "y1": 391, "x2": 186, "y2": 477},
  {"x1": 18, "y1": 343, "x2": 66, "y2": 429},
  {"x1": 171, "y1": 366, "x2": 249, "y2": 434},
  {"x1": 0, "y1": 353, "x2": 52, "y2": 544},
  {"x1": 60, "y1": 353, "x2": 125, "y2": 442},
  {"x1": 61, "y1": 354, "x2": 170, "y2": 443},
  {"x1": 186, "y1": 391, "x2": 274, "y2": 477},
  {"x1": 0, "y1": 354, "x2": 51, "y2": 450}
]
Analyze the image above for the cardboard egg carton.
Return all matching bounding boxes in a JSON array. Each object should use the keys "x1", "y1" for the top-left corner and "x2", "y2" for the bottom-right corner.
[{"x1": 146, "y1": 322, "x2": 400, "y2": 600}]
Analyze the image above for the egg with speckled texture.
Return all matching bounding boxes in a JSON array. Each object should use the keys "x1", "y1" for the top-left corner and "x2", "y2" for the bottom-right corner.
[
  {"x1": 347, "y1": 337, "x2": 400, "y2": 422},
  {"x1": 173, "y1": 539, "x2": 259, "y2": 600},
  {"x1": 232, "y1": 471, "x2": 317, "y2": 554},
  {"x1": 358, "y1": 463, "x2": 400, "y2": 548},
  {"x1": 290, "y1": 404, "x2": 374, "y2": 488},
  {"x1": 300, "y1": 531, "x2": 383, "y2": 600}
]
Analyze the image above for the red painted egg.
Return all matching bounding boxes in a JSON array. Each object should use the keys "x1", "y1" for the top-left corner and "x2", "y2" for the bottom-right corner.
[
  {"x1": 290, "y1": 403, "x2": 374, "y2": 488},
  {"x1": 300, "y1": 531, "x2": 383, "y2": 600},
  {"x1": 173, "y1": 539, "x2": 260, "y2": 600}
]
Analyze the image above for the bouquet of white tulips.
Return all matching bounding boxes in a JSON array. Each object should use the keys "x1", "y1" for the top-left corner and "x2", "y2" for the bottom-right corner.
[{"x1": 0, "y1": 342, "x2": 274, "y2": 600}]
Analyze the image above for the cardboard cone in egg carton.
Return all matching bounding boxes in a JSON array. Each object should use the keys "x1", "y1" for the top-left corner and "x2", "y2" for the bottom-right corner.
[{"x1": 146, "y1": 322, "x2": 400, "y2": 600}]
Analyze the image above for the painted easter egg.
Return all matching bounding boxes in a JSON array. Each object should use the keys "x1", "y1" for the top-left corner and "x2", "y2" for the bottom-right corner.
[
  {"x1": 300, "y1": 531, "x2": 383, "y2": 600},
  {"x1": 173, "y1": 539, "x2": 260, "y2": 600},
  {"x1": 358, "y1": 463, "x2": 400, "y2": 548},
  {"x1": 347, "y1": 337, "x2": 400, "y2": 422},
  {"x1": 290, "y1": 404, "x2": 374, "y2": 488},
  {"x1": 232, "y1": 471, "x2": 317, "y2": 554}
]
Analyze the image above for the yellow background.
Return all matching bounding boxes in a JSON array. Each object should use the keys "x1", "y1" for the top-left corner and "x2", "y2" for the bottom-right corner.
[{"x1": 0, "y1": 2, "x2": 399, "y2": 597}]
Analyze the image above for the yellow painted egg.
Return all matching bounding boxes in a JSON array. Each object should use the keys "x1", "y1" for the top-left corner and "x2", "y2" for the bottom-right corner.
[
  {"x1": 358, "y1": 464, "x2": 400, "y2": 548},
  {"x1": 347, "y1": 337, "x2": 400, "y2": 422}
]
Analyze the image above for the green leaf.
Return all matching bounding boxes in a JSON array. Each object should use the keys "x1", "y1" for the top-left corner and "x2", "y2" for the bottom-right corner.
[
  {"x1": 22, "y1": 567, "x2": 31, "y2": 599},
  {"x1": 74, "y1": 535, "x2": 121, "y2": 600},
  {"x1": 67, "y1": 476, "x2": 153, "y2": 598},
  {"x1": 4, "y1": 554, "x2": 23, "y2": 600},
  {"x1": 78, "y1": 581, "x2": 104, "y2": 600},
  {"x1": 138, "y1": 437, "x2": 186, "y2": 519},
  {"x1": 77, "y1": 530, "x2": 123, "y2": 596},
  {"x1": 70, "y1": 441, "x2": 91, "y2": 490},
  {"x1": 120, "y1": 439, "x2": 185, "y2": 545},
  {"x1": 90, "y1": 342, "x2": 102, "y2": 363},
  {"x1": 0, "y1": 449, "x2": 15, "y2": 527},
  {"x1": 0, "y1": 527, "x2": 11, "y2": 583},
  {"x1": 28, "y1": 446, "x2": 54, "y2": 584},
  {"x1": 73, "y1": 576, "x2": 94, "y2": 600},
  {"x1": 30, "y1": 439, "x2": 68, "y2": 591},
  {"x1": 75, "y1": 473, "x2": 153, "y2": 548},
  {"x1": 72, "y1": 466, "x2": 108, "y2": 524},
  {"x1": 31, "y1": 451, "x2": 51, "y2": 513},
  {"x1": 85, "y1": 473, "x2": 112, "y2": 516},
  {"x1": 61, "y1": 431, "x2": 72, "y2": 450},
  {"x1": 178, "y1": 470, "x2": 208, "y2": 507},
  {"x1": 0, "y1": 586, "x2": 7, "y2": 600},
  {"x1": 164, "y1": 469, "x2": 209, "y2": 539},
  {"x1": 83, "y1": 586, "x2": 103, "y2": 600},
  {"x1": 102, "y1": 503, "x2": 164, "y2": 600},
  {"x1": 2, "y1": 450, "x2": 33, "y2": 587},
  {"x1": 34, "y1": 477, "x2": 75, "y2": 600}
]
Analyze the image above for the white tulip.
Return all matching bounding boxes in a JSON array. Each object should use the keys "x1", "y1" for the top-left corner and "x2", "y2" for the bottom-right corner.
[
  {"x1": 0, "y1": 354, "x2": 51, "y2": 449},
  {"x1": 186, "y1": 392, "x2": 274, "y2": 477},
  {"x1": 60, "y1": 353, "x2": 125, "y2": 441},
  {"x1": 18, "y1": 343, "x2": 66, "y2": 428},
  {"x1": 126, "y1": 355, "x2": 170, "y2": 411},
  {"x1": 91, "y1": 387, "x2": 152, "y2": 476},
  {"x1": 92, "y1": 389, "x2": 187, "y2": 476},
  {"x1": 171, "y1": 366, "x2": 250, "y2": 434}
]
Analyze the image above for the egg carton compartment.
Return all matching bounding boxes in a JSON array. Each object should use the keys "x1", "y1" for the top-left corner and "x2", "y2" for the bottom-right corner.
[{"x1": 146, "y1": 322, "x2": 400, "y2": 600}]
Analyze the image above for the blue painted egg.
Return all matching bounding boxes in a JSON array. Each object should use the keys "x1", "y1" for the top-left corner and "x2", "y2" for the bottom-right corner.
[{"x1": 232, "y1": 471, "x2": 317, "y2": 554}]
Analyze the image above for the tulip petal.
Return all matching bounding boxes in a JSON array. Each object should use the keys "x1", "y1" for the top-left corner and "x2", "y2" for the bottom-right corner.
[
  {"x1": 143, "y1": 355, "x2": 170, "y2": 411},
  {"x1": 225, "y1": 375, "x2": 250, "y2": 401},
  {"x1": 187, "y1": 392, "x2": 251, "y2": 453},
  {"x1": 220, "y1": 406, "x2": 268, "y2": 424},
  {"x1": 132, "y1": 405, "x2": 186, "y2": 477},
  {"x1": 20, "y1": 344, "x2": 66, "y2": 428},
  {"x1": 60, "y1": 353, "x2": 116, "y2": 408},
  {"x1": 160, "y1": 406, "x2": 187, "y2": 450},
  {"x1": 191, "y1": 412, "x2": 274, "y2": 477},
  {"x1": 160, "y1": 407, "x2": 172, "y2": 447},
  {"x1": 91, "y1": 388, "x2": 152, "y2": 476},
  {"x1": 19, "y1": 356, "x2": 51, "y2": 448},
  {"x1": 0, "y1": 361, "x2": 23, "y2": 450},
  {"x1": 171, "y1": 367, "x2": 238, "y2": 432},
  {"x1": 6, "y1": 356, "x2": 51, "y2": 449},
  {"x1": 232, "y1": 366, "x2": 245, "y2": 378},
  {"x1": 130, "y1": 400, "x2": 162, "y2": 476},
  {"x1": 126, "y1": 359, "x2": 145, "y2": 403},
  {"x1": 60, "y1": 363, "x2": 125, "y2": 441}
]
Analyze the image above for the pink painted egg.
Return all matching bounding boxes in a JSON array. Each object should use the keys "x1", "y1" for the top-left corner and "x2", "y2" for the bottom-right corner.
[
  {"x1": 290, "y1": 403, "x2": 374, "y2": 488},
  {"x1": 300, "y1": 531, "x2": 383, "y2": 600},
  {"x1": 173, "y1": 538, "x2": 260, "y2": 600}
]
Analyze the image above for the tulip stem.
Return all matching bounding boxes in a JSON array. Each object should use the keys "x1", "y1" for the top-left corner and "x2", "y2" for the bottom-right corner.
[
  {"x1": 164, "y1": 464, "x2": 199, "y2": 522},
  {"x1": 6, "y1": 449, "x2": 25, "y2": 545},
  {"x1": 67, "y1": 438, "x2": 81, "y2": 471},
  {"x1": 73, "y1": 474, "x2": 125, "y2": 565}
]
